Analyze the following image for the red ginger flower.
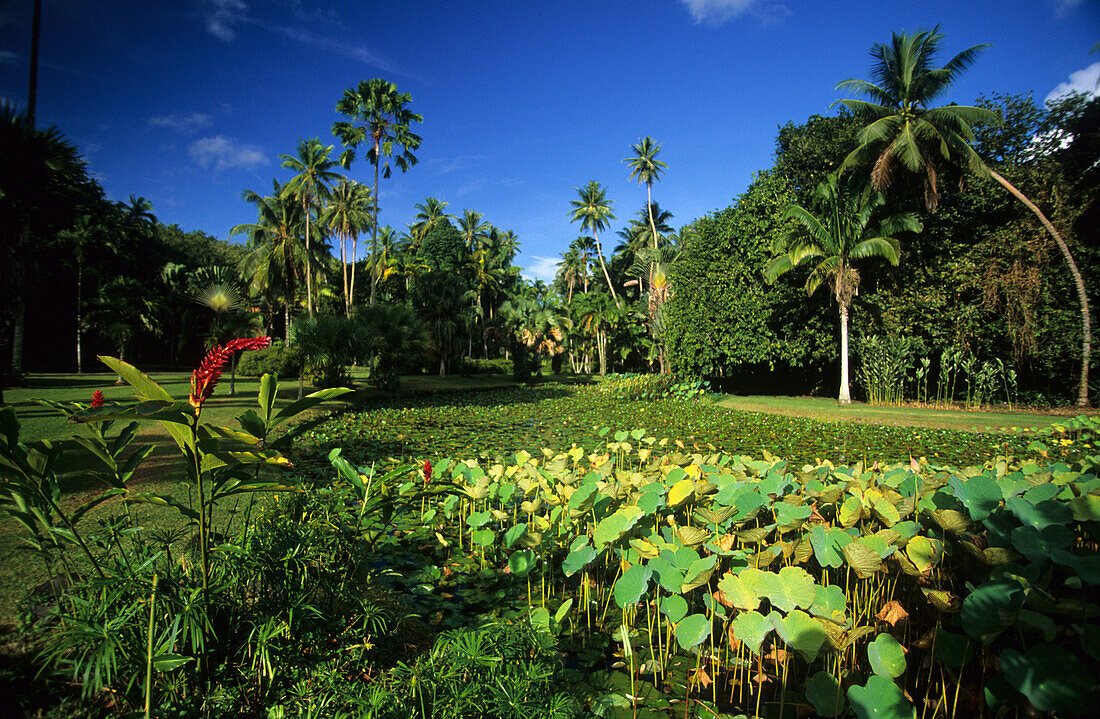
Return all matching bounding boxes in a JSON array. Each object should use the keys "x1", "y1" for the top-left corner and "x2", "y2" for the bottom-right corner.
[
  {"x1": 90, "y1": 390, "x2": 105, "y2": 408},
  {"x1": 189, "y1": 336, "x2": 272, "y2": 409},
  {"x1": 422, "y1": 459, "x2": 432, "y2": 485}
]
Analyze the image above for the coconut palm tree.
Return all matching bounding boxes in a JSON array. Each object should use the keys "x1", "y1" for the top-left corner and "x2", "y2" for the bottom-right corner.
[
  {"x1": 233, "y1": 182, "x2": 308, "y2": 338},
  {"x1": 569, "y1": 181, "x2": 619, "y2": 308},
  {"x1": 281, "y1": 138, "x2": 341, "y2": 316},
  {"x1": 623, "y1": 136, "x2": 668, "y2": 248},
  {"x1": 836, "y1": 26, "x2": 1093, "y2": 406},
  {"x1": 412, "y1": 196, "x2": 452, "y2": 235},
  {"x1": 458, "y1": 209, "x2": 491, "y2": 253},
  {"x1": 765, "y1": 173, "x2": 922, "y2": 404},
  {"x1": 333, "y1": 78, "x2": 423, "y2": 305},
  {"x1": 321, "y1": 177, "x2": 372, "y2": 315}
]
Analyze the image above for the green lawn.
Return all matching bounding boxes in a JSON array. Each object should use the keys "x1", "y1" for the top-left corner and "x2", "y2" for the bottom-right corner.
[{"x1": 717, "y1": 394, "x2": 1085, "y2": 432}]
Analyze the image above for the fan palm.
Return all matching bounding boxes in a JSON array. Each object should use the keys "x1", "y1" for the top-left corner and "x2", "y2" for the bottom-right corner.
[
  {"x1": 623, "y1": 136, "x2": 668, "y2": 248},
  {"x1": 281, "y1": 138, "x2": 341, "y2": 316},
  {"x1": 320, "y1": 177, "x2": 372, "y2": 315},
  {"x1": 333, "y1": 78, "x2": 423, "y2": 305},
  {"x1": 568, "y1": 181, "x2": 619, "y2": 308},
  {"x1": 837, "y1": 27, "x2": 1093, "y2": 406},
  {"x1": 765, "y1": 173, "x2": 922, "y2": 404}
]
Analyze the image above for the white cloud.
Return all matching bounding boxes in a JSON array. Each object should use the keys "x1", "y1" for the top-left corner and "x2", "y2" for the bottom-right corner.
[
  {"x1": 1053, "y1": 0, "x2": 1085, "y2": 17},
  {"x1": 189, "y1": 135, "x2": 268, "y2": 172},
  {"x1": 203, "y1": 0, "x2": 248, "y2": 42},
  {"x1": 1045, "y1": 62, "x2": 1100, "y2": 104},
  {"x1": 0, "y1": 50, "x2": 18, "y2": 64},
  {"x1": 522, "y1": 256, "x2": 561, "y2": 283},
  {"x1": 149, "y1": 112, "x2": 213, "y2": 133},
  {"x1": 273, "y1": 26, "x2": 410, "y2": 77},
  {"x1": 680, "y1": 0, "x2": 787, "y2": 25}
]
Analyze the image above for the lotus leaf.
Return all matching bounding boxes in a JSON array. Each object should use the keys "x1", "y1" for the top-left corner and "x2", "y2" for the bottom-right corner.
[
  {"x1": 667, "y1": 478, "x2": 695, "y2": 507},
  {"x1": 715, "y1": 569, "x2": 762, "y2": 611},
  {"x1": 731, "y1": 610, "x2": 772, "y2": 655},
  {"x1": 847, "y1": 674, "x2": 916, "y2": 719},
  {"x1": 932, "y1": 629, "x2": 972, "y2": 668},
  {"x1": 661, "y1": 594, "x2": 688, "y2": 623},
  {"x1": 947, "y1": 474, "x2": 1003, "y2": 521},
  {"x1": 1000, "y1": 643, "x2": 1094, "y2": 713},
  {"x1": 471, "y1": 528, "x2": 495, "y2": 546},
  {"x1": 647, "y1": 555, "x2": 685, "y2": 594},
  {"x1": 758, "y1": 565, "x2": 816, "y2": 613},
  {"x1": 809, "y1": 583, "x2": 848, "y2": 625},
  {"x1": 504, "y1": 522, "x2": 528, "y2": 549},
  {"x1": 1068, "y1": 494, "x2": 1100, "y2": 522},
  {"x1": 1049, "y1": 548, "x2": 1100, "y2": 585},
  {"x1": 960, "y1": 578, "x2": 1024, "y2": 641},
  {"x1": 674, "y1": 613, "x2": 711, "y2": 650},
  {"x1": 805, "y1": 670, "x2": 847, "y2": 717},
  {"x1": 771, "y1": 609, "x2": 826, "y2": 662},
  {"x1": 843, "y1": 541, "x2": 883, "y2": 578},
  {"x1": 867, "y1": 632, "x2": 906, "y2": 678},
  {"x1": 680, "y1": 555, "x2": 718, "y2": 594},
  {"x1": 871, "y1": 497, "x2": 900, "y2": 526},
  {"x1": 904, "y1": 536, "x2": 943, "y2": 574},
  {"x1": 810, "y1": 525, "x2": 852, "y2": 568},
  {"x1": 1006, "y1": 496, "x2": 1072, "y2": 530},
  {"x1": 593, "y1": 505, "x2": 645, "y2": 549},
  {"x1": 839, "y1": 495, "x2": 863, "y2": 527},
  {"x1": 562, "y1": 545, "x2": 598, "y2": 577},
  {"x1": 466, "y1": 510, "x2": 491, "y2": 528},
  {"x1": 614, "y1": 564, "x2": 652, "y2": 608}
]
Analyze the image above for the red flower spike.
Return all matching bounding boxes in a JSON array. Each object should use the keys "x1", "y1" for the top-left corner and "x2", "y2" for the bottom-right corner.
[
  {"x1": 422, "y1": 459, "x2": 433, "y2": 486},
  {"x1": 189, "y1": 336, "x2": 272, "y2": 409},
  {"x1": 90, "y1": 390, "x2": 104, "y2": 408}
]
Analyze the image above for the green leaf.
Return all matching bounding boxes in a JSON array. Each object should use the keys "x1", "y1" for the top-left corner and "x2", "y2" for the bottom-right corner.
[
  {"x1": 843, "y1": 540, "x2": 883, "y2": 578},
  {"x1": 905, "y1": 536, "x2": 943, "y2": 574},
  {"x1": 674, "y1": 613, "x2": 711, "y2": 650},
  {"x1": 258, "y1": 373, "x2": 277, "y2": 423},
  {"x1": 810, "y1": 525, "x2": 852, "y2": 568},
  {"x1": 562, "y1": 545, "x2": 597, "y2": 577},
  {"x1": 867, "y1": 633, "x2": 906, "y2": 678},
  {"x1": 960, "y1": 578, "x2": 1024, "y2": 642},
  {"x1": 504, "y1": 522, "x2": 528, "y2": 549},
  {"x1": 1000, "y1": 643, "x2": 1093, "y2": 713},
  {"x1": 847, "y1": 674, "x2": 916, "y2": 719},
  {"x1": 680, "y1": 554, "x2": 718, "y2": 594},
  {"x1": 809, "y1": 584, "x2": 848, "y2": 625},
  {"x1": 839, "y1": 495, "x2": 863, "y2": 527},
  {"x1": 593, "y1": 505, "x2": 644, "y2": 549},
  {"x1": 647, "y1": 555, "x2": 684, "y2": 594},
  {"x1": 758, "y1": 565, "x2": 816, "y2": 613},
  {"x1": 271, "y1": 386, "x2": 354, "y2": 427},
  {"x1": 99, "y1": 356, "x2": 173, "y2": 402},
  {"x1": 152, "y1": 653, "x2": 194, "y2": 672},
  {"x1": 661, "y1": 594, "x2": 688, "y2": 624},
  {"x1": 805, "y1": 670, "x2": 847, "y2": 717},
  {"x1": 731, "y1": 610, "x2": 772, "y2": 655},
  {"x1": 771, "y1": 609, "x2": 826, "y2": 662},
  {"x1": 508, "y1": 549, "x2": 536, "y2": 577},
  {"x1": 614, "y1": 564, "x2": 652, "y2": 608},
  {"x1": 947, "y1": 474, "x2": 1002, "y2": 520},
  {"x1": 716, "y1": 571, "x2": 761, "y2": 612}
]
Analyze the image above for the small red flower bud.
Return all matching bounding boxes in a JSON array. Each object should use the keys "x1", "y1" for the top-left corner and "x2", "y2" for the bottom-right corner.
[
  {"x1": 90, "y1": 390, "x2": 104, "y2": 408},
  {"x1": 422, "y1": 459, "x2": 433, "y2": 485}
]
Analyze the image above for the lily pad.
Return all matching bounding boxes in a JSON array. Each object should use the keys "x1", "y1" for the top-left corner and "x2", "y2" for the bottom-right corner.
[
  {"x1": 730, "y1": 610, "x2": 772, "y2": 655},
  {"x1": 613, "y1": 564, "x2": 652, "y2": 608},
  {"x1": 660, "y1": 594, "x2": 688, "y2": 624},
  {"x1": 867, "y1": 632, "x2": 906, "y2": 678},
  {"x1": 758, "y1": 565, "x2": 816, "y2": 613},
  {"x1": 805, "y1": 670, "x2": 847, "y2": 717},
  {"x1": 1000, "y1": 643, "x2": 1093, "y2": 713},
  {"x1": 771, "y1": 609, "x2": 826, "y2": 662},
  {"x1": 847, "y1": 674, "x2": 916, "y2": 719},
  {"x1": 674, "y1": 613, "x2": 712, "y2": 650}
]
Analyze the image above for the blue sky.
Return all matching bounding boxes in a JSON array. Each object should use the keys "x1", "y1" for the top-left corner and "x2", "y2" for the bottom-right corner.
[{"x1": 2, "y1": 0, "x2": 1097, "y2": 282}]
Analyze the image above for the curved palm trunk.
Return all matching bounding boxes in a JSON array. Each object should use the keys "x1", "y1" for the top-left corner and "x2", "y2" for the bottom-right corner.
[
  {"x1": 838, "y1": 302, "x2": 852, "y2": 405},
  {"x1": 350, "y1": 231, "x2": 358, "y2": 310},
  {"x1": 594, "y1": 231, "x2": 620, "y2": 309},
  {"x1": 989, "y1": 169, "x2": 1091, "y2": 407},
  {"x1": 339, "y1": 230, "x2": 349, "y2": 317}
]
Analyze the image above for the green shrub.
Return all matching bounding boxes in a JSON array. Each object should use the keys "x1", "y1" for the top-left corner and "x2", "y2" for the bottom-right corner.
[
  {"x1": 237, "y1": 341, "x2": 302, "y2": 378},
  {"x1": 461, "y1": 358, "x2": 511, "y2": 375}
]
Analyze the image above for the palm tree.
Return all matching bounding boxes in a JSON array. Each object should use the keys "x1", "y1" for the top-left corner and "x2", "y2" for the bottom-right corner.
[
  {"x1": 321, "y1": 177, "x2": 372, "y2": 315},
  {"x1": 355, "y1": 303, "x2": 429, "y2": 391},
  {"x1": 233, "y1": 182, "x2": 308, "y2": 338},
  {"x1": 458, "y1": 209, "x2": 491, "y2": 253},
  {"x1": 333, "y1": 78, "x2": 423, "y2": 305},
  {"x1": 568, "y1": 181, "x2": 620, "y2": 308},
  {"x1": 281, "y1": 138, "x2": 341, "y2": 316},
  {"x1": 623, "y1": 136, "x2": 668, "y2": 248},
  {"x1": 836, "y1": 27, "x2": 1093, "y2": 406},
  {"x1": 412, "y1": 196, "x2": 452, "y2": 237},
  {"x1": 765, "y1": 173, "x2": 921, "y2": 404}
]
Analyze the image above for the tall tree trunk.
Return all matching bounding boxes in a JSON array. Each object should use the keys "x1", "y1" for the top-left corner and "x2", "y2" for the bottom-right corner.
[
  {"x1": 350, "y1": 232, "x2": 357, "y2": 310},
  {"x1": 304, "y1": 198, "x2": 313, "y2": 316},
  {"x1": 838, "y1": 302, "x2": 852, "y2": 405},
  {"x1": 340, "y1": 230, "x2": 349, "y2": 317},
  {"x1": 989, "y1": 169, "x2": 1091, "y2": 407},
  {"x1": 593, "y1": 231, "x2": 620, "y2": 309},
  {"x1": 597, "y1": 327, "x2": 608, "y2": 376},
  {"x1": 284, "y1": 304, "x2": 290, "y2": 342},
  {"x1": 76, "y1": 260, "x2": 83, "y2": 373},
  {"x1": 10, "y1": 298, "x2": 24, "y2": 379},
  {"x1": 370, "y1": 142, "x2": 381, "y2": 306}
]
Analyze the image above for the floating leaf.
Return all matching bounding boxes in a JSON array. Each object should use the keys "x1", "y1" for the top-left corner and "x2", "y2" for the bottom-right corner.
[{"x1": 867, "y1": 633, "x2": 906, "y2": 678}]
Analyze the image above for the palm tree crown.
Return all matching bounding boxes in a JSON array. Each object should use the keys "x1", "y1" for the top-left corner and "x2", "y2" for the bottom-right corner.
[
  {"x1": 569, "y1": 181, "x2": 620, "y2": 308},
  {"x1": 280, "y1": 138, "x2": 341, "y2": 316}
]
